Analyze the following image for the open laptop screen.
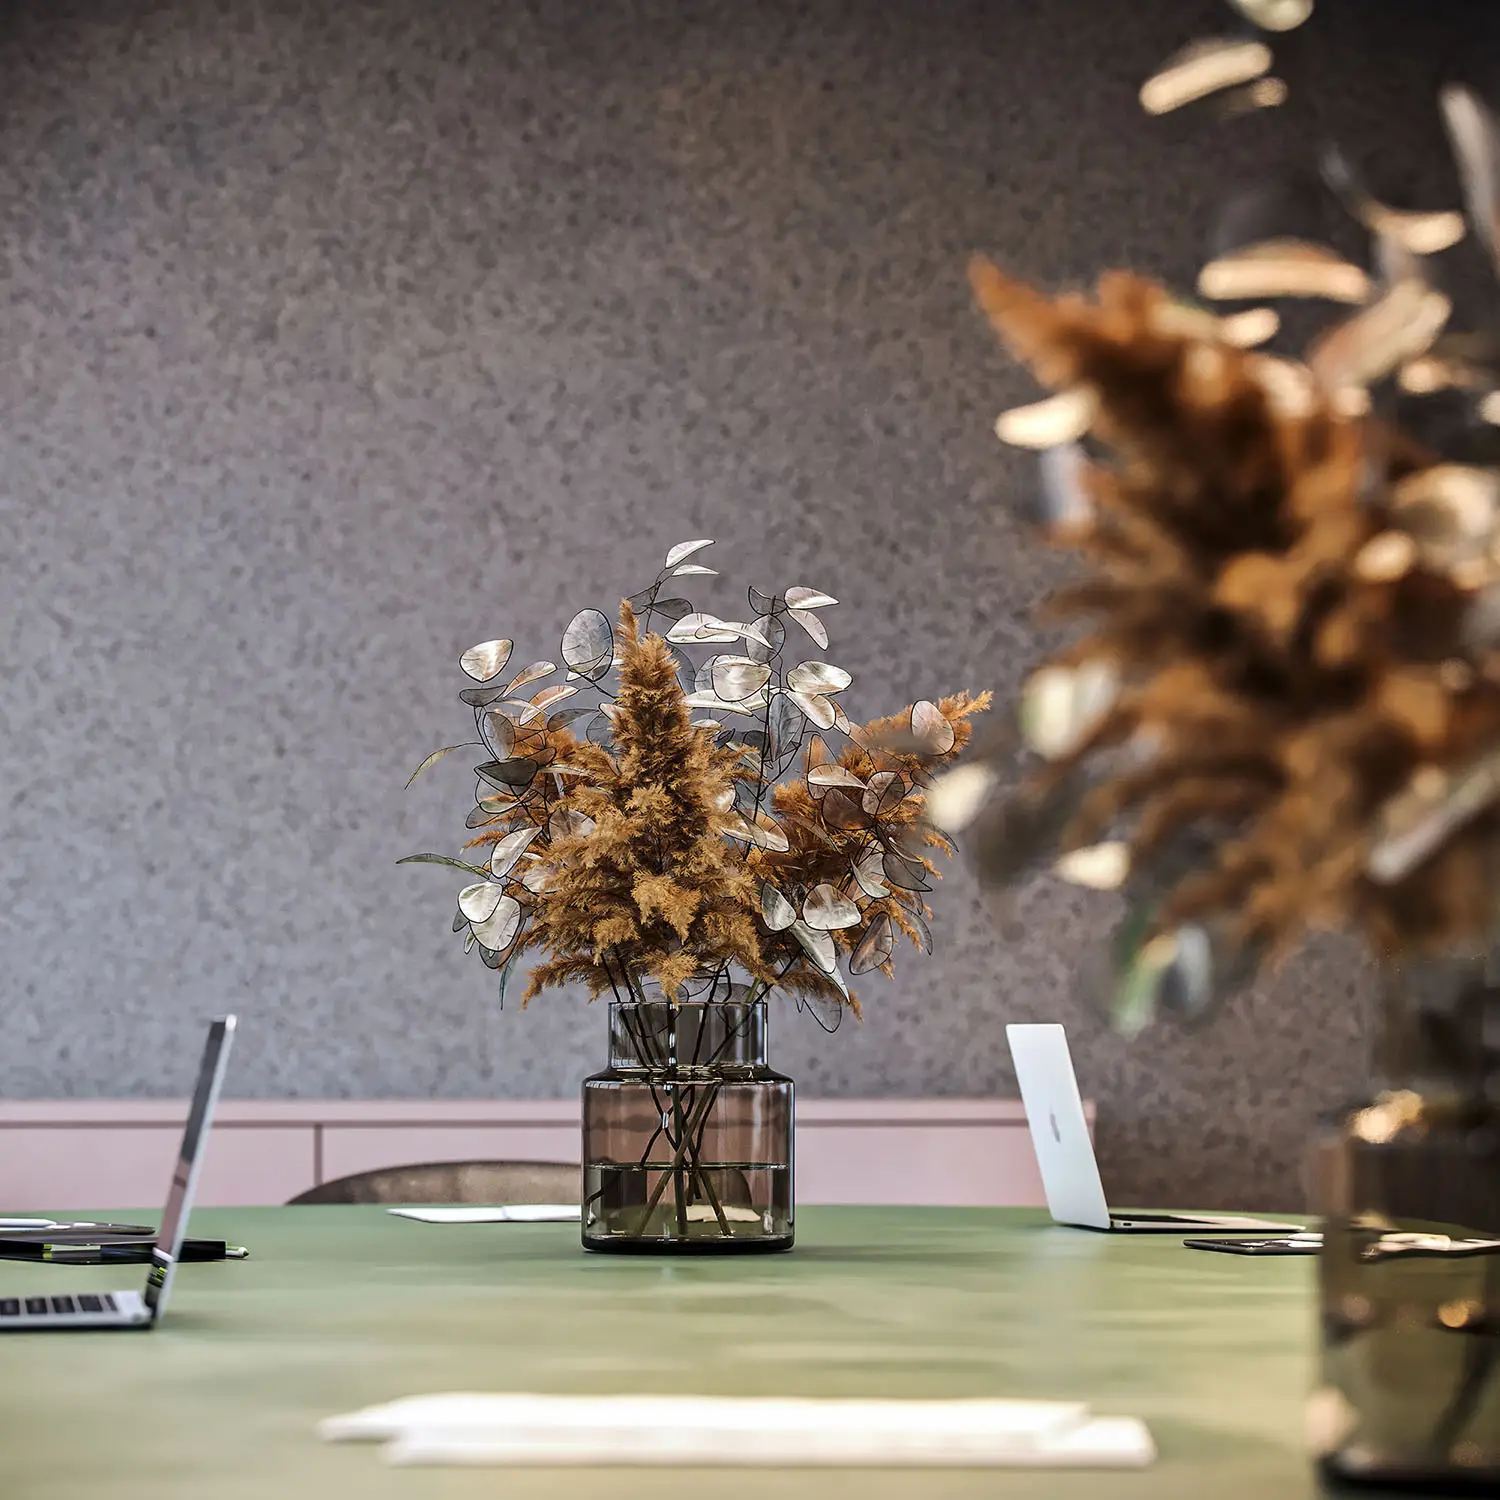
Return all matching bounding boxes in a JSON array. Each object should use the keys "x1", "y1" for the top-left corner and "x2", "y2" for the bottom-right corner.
[{"x1": 144, "y1": 1017, "x2": 237, "y2": 1317}]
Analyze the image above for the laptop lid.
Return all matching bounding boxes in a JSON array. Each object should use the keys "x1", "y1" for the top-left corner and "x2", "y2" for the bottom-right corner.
[
  {"x1": 144, "y1": 1017, "x2": 237, "y2": 1320},
  {"x1": 1006, "y1": 1023, "x2": 1111, "y2": 1230}
]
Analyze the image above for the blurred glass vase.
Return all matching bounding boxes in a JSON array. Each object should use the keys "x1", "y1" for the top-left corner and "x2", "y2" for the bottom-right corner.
[
  {"x1": 1311, "y1": 954, "x2": 1500, "y2": 1490},
  {"x1": 582, "y1": 992, "x2": 794, "y2": 1253}
]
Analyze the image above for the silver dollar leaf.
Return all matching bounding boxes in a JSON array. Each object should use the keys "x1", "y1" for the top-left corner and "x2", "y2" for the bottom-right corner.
[
  {"x1": 760, "y1": 882, "x2": 797, "y2": 932},
  {"x1": 911, "y1": 701, "x2": 956, "y2": 755},
  {"x1": 561, "y1": 609, "x2": 614, "y2": 679},
  {"x1": 787, "y1": 661, "x2": 852, "y2": 696},
  {"x1": 789, "y1": 689, "x2": 836, "y2": 730},
  {"x1": 787, "y1": 608, "x2": 829, "y2": 649},
  {"x1": 489, "y1": 826, "x2": 542, "y2": 878},
  {"x1": 849, "y1": 912, "x2": 895, "y2": 975},
  {"x1": 784, "y1": 586, "x2": 837, "y2": 610},
  {"x1": 789, "y1": 919, "x2": 837, "y2": 974},
  {"x1": 471, "y1": 893, "x2": 522, "y2": 951},
  {"x1": 712, "y1": 657, "x2": 773, "y2": 702},
  {"x1": 460, "y1": 638, "x2": 514, "y2": 683},
  {"x1": 664, "y1": 538, "x2": 715, "y2": 568},
  {"x1": 802, "y1": 882, "x2": 861, "y2": 931},
  {"x1": 458, "y1": 881, "x2": 506, "y2": 924}
]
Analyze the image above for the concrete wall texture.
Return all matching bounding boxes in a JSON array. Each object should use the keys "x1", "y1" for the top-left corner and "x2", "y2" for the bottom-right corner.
[{"x1": 4, "y1": 0, "x2": 1497, "y2": 1206}]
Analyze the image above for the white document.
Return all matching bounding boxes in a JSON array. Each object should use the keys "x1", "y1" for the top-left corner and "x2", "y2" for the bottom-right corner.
[
  {"x1": 385, "y1": 1205, "x2": 580, "y2": 1224},
  {"x1": 320, "y1": 1392, "x2": 1155, "y2": 1469}
]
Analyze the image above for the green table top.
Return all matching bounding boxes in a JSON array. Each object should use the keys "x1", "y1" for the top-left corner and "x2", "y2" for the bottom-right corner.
[{"x1": 0, "y1": 1206, "x2": 1328, "y2": 1500}]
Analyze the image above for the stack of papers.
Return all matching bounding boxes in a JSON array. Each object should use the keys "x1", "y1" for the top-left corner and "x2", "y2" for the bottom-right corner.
[
  {"x1": 386, "y1": 1205, "x2": 580, "y2": 1224},
  {"x1": 320, "y1": 1392, "x2": 1155, "y2": 1468}
]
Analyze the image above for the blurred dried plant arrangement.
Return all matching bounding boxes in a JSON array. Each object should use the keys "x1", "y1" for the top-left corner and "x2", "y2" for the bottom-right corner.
[
  {"x1": 404, "y1": 542, "x2": 988, "y2": 1017},
  {"x1": 933, "y1": 0, "x2": 1500, "y2": 1035}
]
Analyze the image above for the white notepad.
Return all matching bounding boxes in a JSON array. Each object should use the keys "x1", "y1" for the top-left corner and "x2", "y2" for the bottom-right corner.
[
  {"x1": 320, "y1": 1392, "x2": 1155, "y2": 1469},
  {"x1": 385, "y1": 1205, "x2": 581, "y2": 1224}
]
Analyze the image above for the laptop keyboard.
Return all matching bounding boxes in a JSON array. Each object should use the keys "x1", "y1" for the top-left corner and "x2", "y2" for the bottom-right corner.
[{"x1": 0, "y1": 1293, "x2": 116, "y2": 1319}]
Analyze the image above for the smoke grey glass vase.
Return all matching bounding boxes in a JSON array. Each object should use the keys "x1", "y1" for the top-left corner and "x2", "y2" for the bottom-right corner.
[
  {"x1": 581, "y1": 995, "x2": 794, "y2": 1253},
  {"x1": 1310, "y1": 954, "x2": 1500, "y2": 1491}
]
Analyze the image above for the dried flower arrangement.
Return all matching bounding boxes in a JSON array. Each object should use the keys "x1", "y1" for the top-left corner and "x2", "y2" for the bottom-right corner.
[
  {"x1": 403, "y1": 541, "x2": 988, "y2": 1017},
  {"x1": 929, "y1": 3, "x2": 1500, "y2": 1037}
]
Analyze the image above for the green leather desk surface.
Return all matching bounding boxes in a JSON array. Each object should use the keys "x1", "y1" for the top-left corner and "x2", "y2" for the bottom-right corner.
[{"x1": 0, "y1": 1205, "x2": 1326, "y2": 1500}]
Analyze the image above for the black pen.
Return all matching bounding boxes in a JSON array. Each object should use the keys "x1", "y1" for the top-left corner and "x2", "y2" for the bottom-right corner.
[{"x1": 0, "y1": 1239, "x2": 248, "y2": 1264}]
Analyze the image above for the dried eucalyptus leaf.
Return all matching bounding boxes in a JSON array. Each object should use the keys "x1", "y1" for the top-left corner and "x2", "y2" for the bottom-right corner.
[
  {"x1": 464, "y1": 930, "x2": 477, "y2": 954},
  {"x1": 460, "y1": 683, "x2": 510, "y2": 708},
  {"x1": 802, "y1": 882, "x2": 861, "y2": 931},
  {"x1": 530, "y1": 683, "x2": 577, "y2": 713},
  {"x1": 789, "y1": 689, "x2": 836, "y2": 730},
  {"x1": 671, "y1": 563, "x2": 718, "y2": 577},
  {"x1": 1320, "y1": 146, "x2": 1465, "y2": 256},
  {"x1": 911, "y1": 700, "x2": 957, "y2": 756},
  {"x1": 863, "y1": 770, "x2": 906, "y2": 815},
  {"x1": 465, "y1": 805, "x2": 505, "y2": 829},
  {"x1": 995, "y1": 388, "x2": 1097, "y2": 448},
  {"x1": 769, "y1": 693, "x2": 805, "y2": 759},
  {"x1": 480, "y1": 712, "x2": 515, "y2": 760},
  {"x1": 405, "y1": 744, "x2": 472, "y2": 788},
  {"x1": 521, "y1": 863, "x2": 553, "y2": 894},
  {"x1": 908, "y1": 905, "x2": 934, "y2": 956},
  {"x1": 476, "y1": 757, "x2": 540, "y2": 790},
  {"x1": 808, "y1": 764, "x2": 866, "y2": 791},
  {"x1": 881, "y1": 845, "x2": 933, "y2": 892},
  {"x1": 925, "y1": 763, "x2": 998, "y2": 832},
  {"x1": 1055, "y1": 841, "x2": 1132, "y2": 891},
  {"x1": 784, "y1": 586, "x2": 838, "y2": 610},
  {"x1": 789, "y1": 919, "x2": 837, "y2": 974},
  {"x1": 787, "y1": 608, "x2": 829, "y2": 649},
  {"x1": 549, "y1": 808, "x2": 597, "y2": 838},
  {"x1": 761, "y1": 882, "x2": 797, "y2": 932},
  {"x1": 1198, "y1": 239, "x2": 1371, "y2": 303},
  {"x1": 748, "y1": 585, "x2": 781, "y2": 616},
  {"x1": 712, "y1": 657, "x2": 773, "y2": 702},
  {"x1": 723, "y1": 814, "x2": 791, "y2": 852},
  {"x1": 504, "y1": 660, "x2": 556, "y2": 695},
  {"x1": 744, "y1": 613, "x2": 785, "y2": 664},
  {"x1": 586, "y1": 715, "x2": 615, "y2": 748},
  {"x1": 458, "y1": 881, "x2": 506, "y2": 924},
  {"x1": 787, "y1": 661, "x2": 852, "y2": 695},
  {"x1": 831, "y1": 701, "x2": 853, "y2": 737},
  {"x1": 461, "y1": 638, "x2": 514, "y2": 683},
  {"x1": 852, "y1": 848, "x2": 890, "y2": 898},
  {"x1": 849, "y1": 912, "x2": 895, "y2": 975},
  {"x1": 1139, "y1": 37, "x2": 1272, "y2": 117},
  {"x1": 664, "y1": 539, "x2": 715, "y2": 568},
  {"x1": 471, "y1": 893, "x2": 522, "y2": 951},
  {"x1": 1225, "y1": 0, "x2": 1312, "y2": 31},
  {"x1": 1440, "y1": 85, "x2": 1500, "y2": 275},
  {"x1": 398, "y1": 852, "x2": 491, "y2": 876},
  {"x1": 1021, "y1": 660, "x2": 1118, "y2": 760},
  {"x1": 821, "y1": 787, "x2": 867, "y2": 830},
  {"x1": 489, "y1": 825, "x2": 542, "y2": 878},
  {"x1": 561, "y1": 609, "x2": 614, "y2": 680},
  {"x1": 496, "y1": 698, "x2": 543, "y2": 726},
  {"x1": 452, "y1": 908, "x2": 468, "y2": 933},
  {"x1": 547, "y1": 707, "x2": 592, "y2": 731},
  {"x1": 648, "y1": 596, "x2": 694, "y2": 622}
]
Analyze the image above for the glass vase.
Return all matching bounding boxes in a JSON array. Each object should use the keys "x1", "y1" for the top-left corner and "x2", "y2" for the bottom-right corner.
[
  {"x1": 581, "y1": 993, "x2": 794, "y2": 1253},
  {"x1": 1310, "y1": 953, "x2": 1500, "y2": 1490}
]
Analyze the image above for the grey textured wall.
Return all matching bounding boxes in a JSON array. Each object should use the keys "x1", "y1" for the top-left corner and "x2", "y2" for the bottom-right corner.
[{"x1": 3, "y1": 0, "x2": 1496, "y2": 1207}]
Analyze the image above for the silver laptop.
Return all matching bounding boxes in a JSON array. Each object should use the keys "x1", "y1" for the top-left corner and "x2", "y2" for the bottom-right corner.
[
  {"x1": 0, "y1": 1016, "x2": 236, "y2": 1331},
  {"x1": 1007, "y1": 1023, "x2": 1302, "y2": 1234}
]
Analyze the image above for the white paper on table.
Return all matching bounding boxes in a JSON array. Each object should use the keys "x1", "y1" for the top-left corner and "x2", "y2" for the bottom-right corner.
[
  {"x1": 385, "y1": 1205, "x2": 580, "y2": 1224},
  {"x1": 319, "y1": 1393, "x2": 1155, "y2": 1469}
]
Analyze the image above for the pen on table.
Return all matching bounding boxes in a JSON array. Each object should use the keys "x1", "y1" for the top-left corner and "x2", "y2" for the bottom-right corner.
[{"x1": 0, "y1": 1240, "x2": 249, "y2": 1264}]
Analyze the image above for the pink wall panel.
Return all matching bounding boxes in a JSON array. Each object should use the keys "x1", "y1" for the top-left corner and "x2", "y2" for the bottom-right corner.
[
  {"x1": 0, "y1": 1100, "x2": 1076, "y2": 1211},
  {"x1": 0, "y1": 1125, "x2": 316, "y2": 1212}
]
